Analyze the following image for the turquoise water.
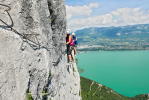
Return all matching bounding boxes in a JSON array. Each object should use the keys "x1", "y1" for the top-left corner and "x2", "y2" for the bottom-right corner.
[{"x1": 77, "y1": 50, "x2": 149, "y2": 97}]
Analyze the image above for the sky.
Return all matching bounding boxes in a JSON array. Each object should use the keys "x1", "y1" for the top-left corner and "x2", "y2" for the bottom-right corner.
[{"x1": 65, "y1": 0, "x2": 149, "y2": 31}]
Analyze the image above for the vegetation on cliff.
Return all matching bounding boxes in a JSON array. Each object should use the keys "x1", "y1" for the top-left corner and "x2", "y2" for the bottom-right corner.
[{"x1": 80, "y1": 77, "x2": 149, "y2": 100}]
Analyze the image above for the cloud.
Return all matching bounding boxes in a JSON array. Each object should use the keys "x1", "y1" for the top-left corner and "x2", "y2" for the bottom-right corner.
[
  {"x1": 66, "y1": 3, "x2": 100, "y2": 19},
  {"x1": 88, "y1": 3, "x2": 99, "y2": 8},
  {"x1": 68, "y1": 8, "x2": 149, "y2": 31}
]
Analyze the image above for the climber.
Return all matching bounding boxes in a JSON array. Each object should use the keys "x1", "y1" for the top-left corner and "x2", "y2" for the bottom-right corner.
[
  {"x1": 66, "y1": 30, "x2": 74, "y2": 63},
  {"x1": 71, "y1": 32, "x2": 78, "y2": 56}
]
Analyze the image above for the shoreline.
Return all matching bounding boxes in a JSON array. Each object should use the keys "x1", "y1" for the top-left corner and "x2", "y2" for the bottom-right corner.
[
  {"x1": 77, "y1": 50, "x2": 149, "y2": 98},
  {"x1": 81, "y1": 76, "x2": 149, "y2": 100},
  {"x1": 77, "y1": 48, "x2": 149, "y2": 52}
]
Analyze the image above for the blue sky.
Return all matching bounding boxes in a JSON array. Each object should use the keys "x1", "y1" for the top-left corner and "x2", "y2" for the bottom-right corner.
[
  {"x1": 65, "y1": 0, "x2": 149, "y2": 30},
  {"x1": 66, "y1": 0, "x2": 149, "y2": 12}
]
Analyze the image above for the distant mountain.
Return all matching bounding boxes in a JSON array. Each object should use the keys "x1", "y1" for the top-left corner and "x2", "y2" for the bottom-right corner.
[
  {"x1": 76, "y1": 24, "x2": 149, "y2": 39},
  {"x1": 75, "y1": 24, "x2": 149, "y2": 50}
]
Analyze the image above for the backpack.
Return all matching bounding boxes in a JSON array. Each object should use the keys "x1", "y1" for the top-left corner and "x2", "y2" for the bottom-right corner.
[
  {"x1": 70, "y1": 35, "x2": 77, "y2": 46},
  {"x1": 70, "y1": 38, "x2": 75, "y2": 46}
]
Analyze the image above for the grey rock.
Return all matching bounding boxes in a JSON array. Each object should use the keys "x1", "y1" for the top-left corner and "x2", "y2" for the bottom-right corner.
[{"x1": 0, "y1": 0, "x2": 81, "y2": 100}]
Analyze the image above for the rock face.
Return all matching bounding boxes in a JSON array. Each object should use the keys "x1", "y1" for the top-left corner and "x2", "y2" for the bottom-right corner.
[{"x1": 0, "y1": 0, "x2": 81, "y2": 100}]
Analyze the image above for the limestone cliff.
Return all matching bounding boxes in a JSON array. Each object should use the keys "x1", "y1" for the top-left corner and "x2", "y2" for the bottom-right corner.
[{"x1": 0, "y1": 0, "x2": 81, "y2": 100}]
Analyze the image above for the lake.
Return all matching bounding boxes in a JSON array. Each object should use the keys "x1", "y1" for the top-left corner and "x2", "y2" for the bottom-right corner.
[{"x1": 77, "y1": 50, "x2": 149, "y2": 97}]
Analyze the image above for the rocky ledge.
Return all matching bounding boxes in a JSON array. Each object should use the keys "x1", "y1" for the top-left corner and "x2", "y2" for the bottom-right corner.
[{"x1": 0, "y1": 0, "x2": 81, "y2": 100}]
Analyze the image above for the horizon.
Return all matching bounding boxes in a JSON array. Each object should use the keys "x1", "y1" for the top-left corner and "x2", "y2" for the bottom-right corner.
[{"x1": 74, "y1": 23, "x2": 149, "y2": 31}]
